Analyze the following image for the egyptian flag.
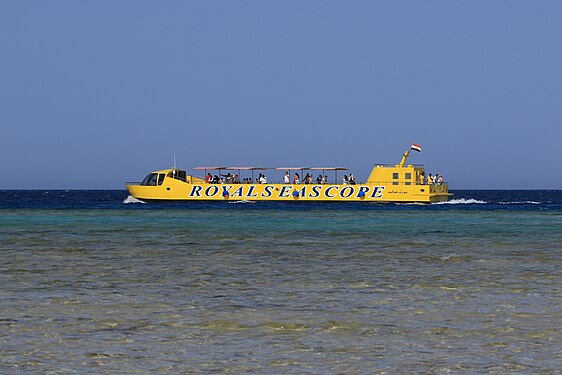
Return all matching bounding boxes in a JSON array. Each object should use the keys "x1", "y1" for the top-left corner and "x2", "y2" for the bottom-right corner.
[{"x1": 411, "y1": 143, "x2": 422, "y2": 152}]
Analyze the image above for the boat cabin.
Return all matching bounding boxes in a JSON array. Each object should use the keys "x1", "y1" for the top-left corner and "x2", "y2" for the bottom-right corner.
[{"x1": 140, "y1": 169, "x2": 190, "y2": 186}]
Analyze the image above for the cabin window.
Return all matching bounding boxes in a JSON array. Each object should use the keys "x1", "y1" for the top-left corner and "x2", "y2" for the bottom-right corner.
[
  {"x1": 177, "y1": 170, "x2": 187, "y2": 181},
  {"x1": 157, "y1": 173, "x2": 165, "y2": 185},
  {"x1": 168, "y1": 169, "x2": 187, "y2": 182},
  {"x1": 393, "y1": 173, "x2": 399, "y2": 185},
  {"x1": 405, "y1": 172, "x2": 412, "y2": 185},
  {"x1": 141, "y1": 173, "x2": 159, "y2": 186}
]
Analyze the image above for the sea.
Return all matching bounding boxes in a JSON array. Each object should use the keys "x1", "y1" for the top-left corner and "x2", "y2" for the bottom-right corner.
[{"x1": 1, "y1": 190, "x2": 561, "y2": 374}]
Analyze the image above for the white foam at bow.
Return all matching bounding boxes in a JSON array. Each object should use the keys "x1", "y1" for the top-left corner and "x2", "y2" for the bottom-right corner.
[{"x1": 123, "y1": 195, "x2": 145, "y2": 204}]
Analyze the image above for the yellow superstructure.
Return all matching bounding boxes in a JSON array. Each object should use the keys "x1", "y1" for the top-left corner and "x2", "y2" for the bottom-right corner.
[{"x1": 126, "y1": 150, "x2": 451, "y2": 203}]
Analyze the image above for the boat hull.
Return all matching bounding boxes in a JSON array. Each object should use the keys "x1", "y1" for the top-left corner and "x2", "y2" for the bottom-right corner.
[{"x1": 126, "y1": 180, "x2": 451, "y2": 203}]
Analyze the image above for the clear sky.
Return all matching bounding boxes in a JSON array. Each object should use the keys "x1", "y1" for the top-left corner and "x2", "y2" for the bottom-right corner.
[{"x1": 1, "y1": 1, "x2": 561, "y2": 189}]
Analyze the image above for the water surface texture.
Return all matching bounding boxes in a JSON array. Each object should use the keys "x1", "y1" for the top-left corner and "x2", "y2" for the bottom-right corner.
[{"x1": 1, "y1": 190, "x2": 561, "y2": 373}]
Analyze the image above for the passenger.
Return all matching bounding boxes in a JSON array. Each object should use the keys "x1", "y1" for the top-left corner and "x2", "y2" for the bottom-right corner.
[
  {"x1": 420, "y1": 172, "x2": 425, "y2": 185},
  {"x1": 259, "y1": 173, "x2": 267, "y2": 184},
  {"x1": 213, "y1": 175, "x2": 219, "y2": 184},
  {"x1": 284, "y1": 171, "x2": 290, "y2": 184},
  {"x1": 293, "y1": 173, "x2": 300, "y2": 184},
  {"x1": 220, "y1": 172, "x2": 232, "y2": 183},
  {"x1": 437, "y1": 174, "x2": 443, "y2": 185},
  {"x1": 349, "y1": 173, "x2": 356, "y2": 185},
  {"x1": 342, "y1": 175, "x2": 348, "y2": 184},
  {"x1": 434, "y1": 174, "x2": 439, "y2": 185},
  {"x1": 316, "y1": 174, "x2": 323, "y2": 184},
  {"x1": 303, "y1": 173, "x2": 310, "y2": 184},
  {"x1": 427, "y1": 173, "x2": 433, "y2": 185},
  {"x1": 323, "y1": 175, "x2": 328, "y2": 184},
  {"x1": 205, "y1": 173, "x2": 212, "y2": 183},
  {"x1": 234, "y1": 174, "x2": 239, "y2": 184}
]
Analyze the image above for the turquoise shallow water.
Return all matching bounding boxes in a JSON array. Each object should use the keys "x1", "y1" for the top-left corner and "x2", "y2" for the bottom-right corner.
[{"x1": 1, "y1": 191, "x2": 562, "y2": 373}]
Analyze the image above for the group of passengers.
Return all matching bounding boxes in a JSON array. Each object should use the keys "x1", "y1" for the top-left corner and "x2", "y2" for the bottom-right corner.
[
  {"x1": 286, "y1": 172, "x2": 325, "y2": 184},
  {"x1": 241, "y1": 173, "x2": 267, "y2": 184},
  {"x1": 205, "y1": 172, "x2": 270, "y2": 184},
  {"x1": 204, "y1": 171, "x2": 357, "y2": 185},
  {"x1": 422, "y1": 172, "x2": 444, "y2": 185},
  {"x1": 282, "y1": 172, "x2": 355, "y2": 185},
  {"x1": 341, "y1": 174, "x2": 356, "y2": 185},
  {"x1": 205, "y1": 173, "x2": 240, "y2": 184}
]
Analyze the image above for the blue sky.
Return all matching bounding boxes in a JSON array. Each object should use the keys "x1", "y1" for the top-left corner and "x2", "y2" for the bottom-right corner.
[{"x1": 1, "y1": 1, "x2": 561, "y2": 189}]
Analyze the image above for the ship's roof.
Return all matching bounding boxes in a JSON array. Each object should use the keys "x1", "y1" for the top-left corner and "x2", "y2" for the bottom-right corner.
[
  {"x1": 224, "y1": 166, "x2": 267, "y2": 170},
  {"x1": 193, "y1": 166, "x2": 350, "y2": 171},
  {"x1": 275, "y1": 167, "x2": 349, "y2": 171},
  {"x1": 192, "y1": 166, "x2": 228, "y2": 170},
  {"x1": 309, "y1": 167, "x2": 349, "y2": 171},
  {"x1": 275, "y1": 167, "x2": 310, "y2": 170}
]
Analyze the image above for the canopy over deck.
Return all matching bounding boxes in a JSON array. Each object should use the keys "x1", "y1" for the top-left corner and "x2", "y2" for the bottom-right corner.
[
  {"x1": 194, "y1": 166, "x2": 349, "y2": 171},
  {"x1": 224, "y1": 167, "x2": 267, "y2": 171},
  {"x1": 275, "y1": 167, "x2": 310, "y2": 171},
  {"x1": 309, "y1": 167, "x2": 349, "y2": 171},
  {"x1": 192, "y1": 166, "x2": 228, "y2": 170}
]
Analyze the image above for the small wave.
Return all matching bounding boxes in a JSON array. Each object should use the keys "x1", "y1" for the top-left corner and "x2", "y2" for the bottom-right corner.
[
  {"x1": 440, "y1": 253, "x2": 457, "y2": 261},
  {"x1": 123, "y1": 195, "x2": 145, "y2": 204},
  {"x1": 433, "y1": 198, "x2": 487, "y2": 205},
  {"x1": 198, "y1": 320, "x2": 249, "y2": 331},
  {"x1": 498, "y1": 201, "x2": 540, "y2": 205},
  {"x1": 260, "y1": 322, "x2": 309, "y2": 332},
  {"x1": 228, "y1": 200, "x2": 256, "y2": 204}
]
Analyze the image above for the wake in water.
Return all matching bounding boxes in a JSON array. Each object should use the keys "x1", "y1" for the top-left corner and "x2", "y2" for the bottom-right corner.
[
  {"x1": 433, "y1": 198, "x2": 487, "y2": 205},
  {"x1": 498, "y1": 201, "x2": 540, "y2": 205},
  {"x1": 123, "y1": 195, "x2": 145, "y2": 204},
  {"x1": 228, "y1": 200, "x2": 256, "y2": 204}
]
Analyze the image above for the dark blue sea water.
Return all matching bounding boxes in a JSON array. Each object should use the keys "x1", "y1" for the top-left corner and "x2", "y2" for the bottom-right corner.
[
  {"x1": 1, "y1": 190, "x2": 561, "y2": 373},
  {"x1": 1, "y1": 189, "x2": 561, "y2": 210}
]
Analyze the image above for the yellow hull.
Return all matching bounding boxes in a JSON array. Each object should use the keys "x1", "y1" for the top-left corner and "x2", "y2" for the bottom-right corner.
[{"x1": 126, "y1": 180, "x2": 451, "y2": 203}]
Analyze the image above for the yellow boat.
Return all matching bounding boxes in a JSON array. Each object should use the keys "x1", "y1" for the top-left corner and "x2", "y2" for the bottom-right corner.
[{"x1": 126, "y1": 148, "x2": 452, "y2": 203}]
